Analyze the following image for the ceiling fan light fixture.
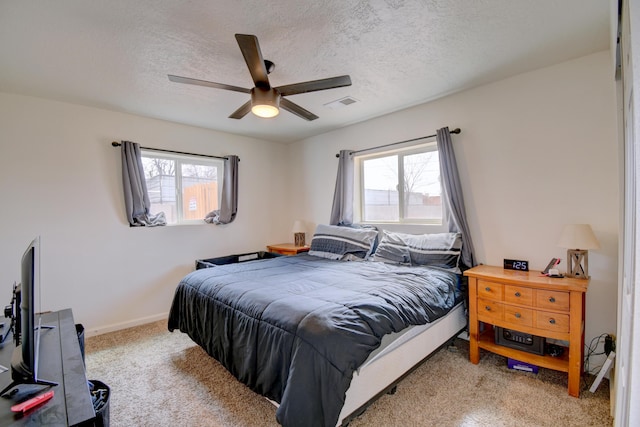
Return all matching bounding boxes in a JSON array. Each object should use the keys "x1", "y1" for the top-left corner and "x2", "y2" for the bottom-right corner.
[
  {"x1": 251, "y1": 87, "x2": 281, "y2": 118},
  {"x1": 252, "y1": 104, "x2": 279, "y2": 118},
  {"x1": 168, "y1": 34, "x2": 351, "y2": 121}
]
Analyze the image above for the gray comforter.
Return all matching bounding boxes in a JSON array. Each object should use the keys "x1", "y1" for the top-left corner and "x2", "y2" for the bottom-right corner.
[{"x1": 168, "y1": 254, "x2": 461, "y2": 427}]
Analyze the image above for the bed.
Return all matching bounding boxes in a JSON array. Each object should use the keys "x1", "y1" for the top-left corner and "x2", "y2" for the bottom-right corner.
[{"x1": 168, "y1": 226, "x2": 467, "y2": 427}]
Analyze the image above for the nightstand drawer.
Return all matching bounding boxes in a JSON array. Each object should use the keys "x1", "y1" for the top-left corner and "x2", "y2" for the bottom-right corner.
[
  {"x1": 477, "y1": 280, "x2": 504, "y2": 301},
  {"x1": 477, "y1": 298, "x2": 503, "y2": 321},
  {"x1": 504, "y1": 305, "x2": 534, "y2": 327},
  {"x1": 536, "y1": 290, "x2": 570, "y2": 311},
  {"x1": 535, "y1": 311, "x2": 570, "y2": 333},
  {"x1": 504, "y1": 285, "x2": 533, "y2": 306}
]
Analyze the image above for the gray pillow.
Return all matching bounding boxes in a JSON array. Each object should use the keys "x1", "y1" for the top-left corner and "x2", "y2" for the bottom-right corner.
[
  {"x1": 373, "y1": 230, "x2": 462, "y2": 270},
  {"x1": 372, "y1": 231, "x2": 411, "y2": 265},
  {"x1": 308, "y1": 224, "x2": 378, "y2": 261}
]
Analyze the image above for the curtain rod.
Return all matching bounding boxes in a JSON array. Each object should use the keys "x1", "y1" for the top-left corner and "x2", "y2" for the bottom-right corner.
[
  {"x1": 335, "y1": 127, "x2": 461, "y2": 158},
  {"x1": 111, "y1": 141, "x2": 236, "y2": 161}
]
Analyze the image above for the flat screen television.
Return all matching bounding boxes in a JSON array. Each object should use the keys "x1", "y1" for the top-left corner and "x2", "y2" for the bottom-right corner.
[{"x1": 0, "y1": 237, "x2": 57, "y2": 397}]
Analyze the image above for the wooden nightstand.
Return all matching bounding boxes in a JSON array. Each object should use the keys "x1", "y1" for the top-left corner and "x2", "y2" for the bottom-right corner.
[
  {"x1": 266, "y1": 243, "x2": 310, "y2": 256},
  {"x1": 464, "y1": 265, "x2": 589, "y2": 397}
]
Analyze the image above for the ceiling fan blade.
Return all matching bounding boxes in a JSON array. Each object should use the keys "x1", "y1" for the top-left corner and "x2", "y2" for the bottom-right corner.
[
  {"x1": 280, "y1": 98, "x2": 318, "y2": 121},
  {"x1": 168, "y1": 75, "x2": 250, "y2": 94},
  {"x1": 235, "y1": 34, "x2": 270, "y2": 89},
  {"x1": 228, "y1": 101, "x2": 252, "y2": 119},
  {"x1": 276, "y1": 75, "x2": 352, "y2": 96}
]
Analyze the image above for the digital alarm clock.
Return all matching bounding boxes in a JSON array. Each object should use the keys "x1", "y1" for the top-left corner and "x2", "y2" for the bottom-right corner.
[{"x1": 503, "y1": 258, "x2": 529, "y2": 271}]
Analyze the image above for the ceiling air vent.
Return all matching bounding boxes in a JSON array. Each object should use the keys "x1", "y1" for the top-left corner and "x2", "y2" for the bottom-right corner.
[{"x1": 324, "y1": 96, "x2": 358, "y2": 110}]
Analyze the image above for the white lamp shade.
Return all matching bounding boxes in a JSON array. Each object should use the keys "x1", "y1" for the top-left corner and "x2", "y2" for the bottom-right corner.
[
  {"x1": 292, "y1": 220, "x2": 305, "y2": 233},
  {"x1": 557, "y1": 224, "x2": 600, "y2": 250}
]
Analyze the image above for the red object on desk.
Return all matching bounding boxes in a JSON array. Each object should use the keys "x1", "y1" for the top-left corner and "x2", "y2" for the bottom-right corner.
[{"x1": 11, "y1": 390, "x2": 54, "y2": 413}]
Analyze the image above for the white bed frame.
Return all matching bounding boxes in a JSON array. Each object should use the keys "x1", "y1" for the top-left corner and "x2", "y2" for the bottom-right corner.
[
  {"x1": 336, "y1": 302, "x2": 467, "y2": 426},
  {"x1": 267, "y1": 302, "x2": 467, "y2": 425}
]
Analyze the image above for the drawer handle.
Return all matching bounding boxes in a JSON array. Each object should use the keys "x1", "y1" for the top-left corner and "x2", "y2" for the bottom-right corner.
[
  {"x1": 549, "y1": 318, "x2": 556, "y2": 325},
  {"x1": 485, "y1": 306, "x2": 491, "y2": 311},
  {"x1": 549, "y1": 296, "x2": 556, "y2": 303},
  {"x1": 514, "y1": 292, "x2": 521, "y2": 297},
  {"x1": 485, "y1": 287, "x2": 491, "y2": 292},
  {"x1": 515, "y1": 312, "x2": 521, "y2": 318}
]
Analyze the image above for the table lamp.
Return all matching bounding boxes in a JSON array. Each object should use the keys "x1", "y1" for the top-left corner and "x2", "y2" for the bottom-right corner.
[
  {"x1": 557, "y1": 224, "x2": 600, "y2": 279},
  {"x1": 292, "y1": 220, "x2": 306, "y2": 247}
]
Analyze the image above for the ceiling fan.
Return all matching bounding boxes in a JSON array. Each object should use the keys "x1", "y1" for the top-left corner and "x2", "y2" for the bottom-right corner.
[{"x1": 168, "y1": 34, "x2": 352, "y2": 121}]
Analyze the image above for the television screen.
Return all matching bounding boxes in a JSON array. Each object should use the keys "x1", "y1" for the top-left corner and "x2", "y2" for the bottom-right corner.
[
  {"x1": 18, "y1": 237, "x2": 37, "y2": 377},
  {"x1": 0, "y1": 237, "x2": 57, "y2": 397}
]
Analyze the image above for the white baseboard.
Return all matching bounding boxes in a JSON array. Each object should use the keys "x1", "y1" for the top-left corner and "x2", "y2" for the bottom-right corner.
[{"x1": 85, "y1": 312, "x2": 169, "y2": 338}]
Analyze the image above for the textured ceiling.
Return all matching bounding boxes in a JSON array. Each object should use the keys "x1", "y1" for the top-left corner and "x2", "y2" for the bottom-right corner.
[{"x1": 0, "y1": 1, "x2": 610, "y2": 143}]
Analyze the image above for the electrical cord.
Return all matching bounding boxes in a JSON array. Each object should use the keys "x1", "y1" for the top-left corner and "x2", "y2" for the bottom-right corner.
[{"x1": 581, "y1": 333, "x2": 609, "y2": 390}]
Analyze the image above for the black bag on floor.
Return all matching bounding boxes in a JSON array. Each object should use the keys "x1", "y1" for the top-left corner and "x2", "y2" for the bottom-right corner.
[{"x1": 88, "y1": 380, "x2": 110, "y2": 427}]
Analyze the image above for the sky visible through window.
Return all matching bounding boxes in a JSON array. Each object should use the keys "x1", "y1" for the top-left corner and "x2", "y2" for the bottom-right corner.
[{"x1": 363, "y1": 151, "x2": 440, "y2": 194}]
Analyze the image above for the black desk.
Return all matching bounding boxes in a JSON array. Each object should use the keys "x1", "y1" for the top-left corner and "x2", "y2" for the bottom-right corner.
[{"x1": 0, "y1": 309, "x2": 95, "y2": 426}]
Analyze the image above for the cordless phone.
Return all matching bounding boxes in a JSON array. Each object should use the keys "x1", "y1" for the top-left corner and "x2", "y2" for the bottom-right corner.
[{"x1": 542, "y1": 258, "x2": 561, "y2": 275}]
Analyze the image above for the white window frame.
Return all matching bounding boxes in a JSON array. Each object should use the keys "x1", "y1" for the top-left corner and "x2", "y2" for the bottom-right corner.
[
  {"x1": 140, "y1": 149, "x2": 225, "y2": 225},
  {"x1": 355, "y1": 141, "x2": 442, "y2": 225}
]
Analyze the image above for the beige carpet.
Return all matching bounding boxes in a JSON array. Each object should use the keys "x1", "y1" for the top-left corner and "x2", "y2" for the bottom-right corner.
[{"x1": 85, "y1": 320, "x2": 613, "y2": 427}]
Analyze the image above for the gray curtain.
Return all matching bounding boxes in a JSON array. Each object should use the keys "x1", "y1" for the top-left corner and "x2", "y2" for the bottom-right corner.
[
  {"x1": 436, "y1": 127, "x2": 476, "y2": 267},
  {"x1": 330, "y1": 150, "x2": 354, "y2": 225},
  {"x1": 205, "y1": 155, "x2": 239, "y2": 225},
  {"x1": 121, "y1": 141, "x2": 166, "y2": 227}
]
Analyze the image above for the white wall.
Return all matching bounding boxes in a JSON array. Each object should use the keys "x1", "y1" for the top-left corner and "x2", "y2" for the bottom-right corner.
[
  {"x1": 0, "y1": 50, "x2": 619, "y2": 365},
  {"x1": 0, "y1": 93, "x2": 290, "y2": 336},
  {"x1": 289, "y1": 50, "x2": 619, "y2": 371}
]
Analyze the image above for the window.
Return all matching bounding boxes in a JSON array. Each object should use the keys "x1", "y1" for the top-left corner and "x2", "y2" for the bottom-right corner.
[
  {"x1": 356, "y1": 143, "x2": 442, "y2": 224},
  {"x1": 140, "y1": 150, "x2": 224, "y2": 225}
]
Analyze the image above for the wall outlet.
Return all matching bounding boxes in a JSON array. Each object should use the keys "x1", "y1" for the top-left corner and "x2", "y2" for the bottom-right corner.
[{"x1": 605, "y1": 334, "x2": 616, "y2": 355}]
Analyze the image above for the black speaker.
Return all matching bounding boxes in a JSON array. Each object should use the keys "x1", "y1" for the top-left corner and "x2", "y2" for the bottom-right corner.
[{"x1": 494, "y1": 327, "x2": 545, "y2": 355}]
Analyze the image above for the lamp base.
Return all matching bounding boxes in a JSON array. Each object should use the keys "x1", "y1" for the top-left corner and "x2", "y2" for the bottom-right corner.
[
  {"x1": 567, "y1": 249, "x2": 589, "y2": 279},
  {"x1": 294, "y1": 232, "x2": 305, "y2": 247}
]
